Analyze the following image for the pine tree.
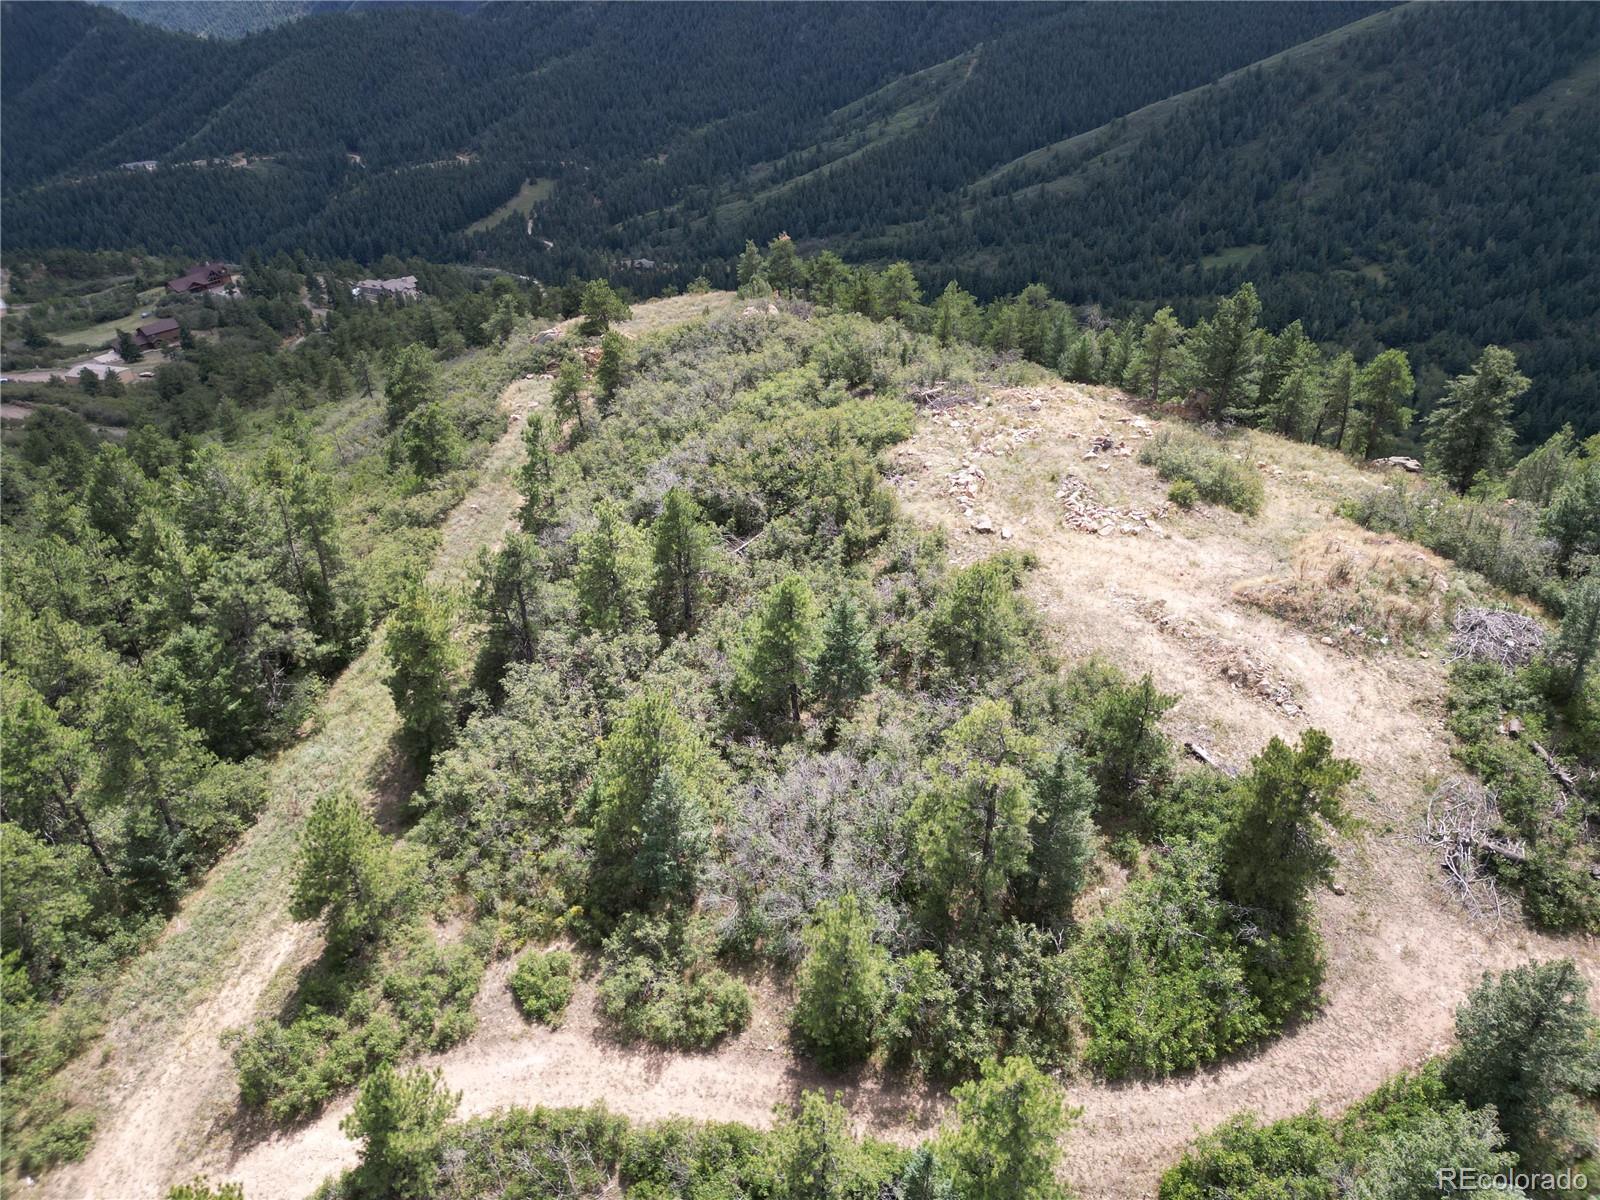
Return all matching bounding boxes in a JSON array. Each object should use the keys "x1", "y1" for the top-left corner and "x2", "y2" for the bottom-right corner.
[
  {"x1": 812, "y1": 590, "x2": 877, "y2": 726},
  {"x1": 1220, "y1": 728, "x2": 1358, "y2": 919},
  {"x1": 1080, "y1": 672, "x2": 1175, "y2": 808},
  {"x1": 933, "y1": 281, "x2": 980, "y2": 346},
  {"x1": 1549, "y1": 574, "x2": 1600, "y2": 701},
  {"x1": 1349, "y1": 348, "x2": 1415, "y2": 460},
  {"x1": 383, "y1": 343, "x2": 437, "y2": 428},
  {"x1": 765, "y1": 234, "x2": 801, "y2": 294},
  {"x1": 470, "y1": 533, "x2": 544, "y2": 674},
  {"x1": 577, "y1": 279, "x2": 629, "y2": 336},
  {"x1": 877, "y1": 262, "x2": 922, "y2": 323},
  {"x1": 1187, "y1": 283, "x2": 1261, "y2": 421},
  {"x1": 551, "y1": 356, "x2": 588, "y2": 435},
  {"x1": 1020, "y1": 749, "x2": 1097, "y2": 929},
  {"x1": 574, "y1": 501, "x2": 648, "y2": 635},
  {"x1": 1133, "y1": 307, "x2": 1185, "y2": 405},
  {"x1": 383, "y1": 582, "x2": 458, "y2": 767},
  {"x1": 928, "y1": 558, "x2": 1027, "y2": 679},
  {"x1": 1444, "y1": 960, "x2": 1600, "y2": 1173},
  {"x1": 736, "y1": 239, "x2": 765, "y2": 291},
  {"x1": 634, "y1": 764, "x2": 712, "y2": 911},
  {"x1": 792, "y1": 894, "x2": 889, "y2": 1069},
  {"x1": 1542, "y1": 459, "x2": 1600, "y2": 571},
  {"x1": 291, "y1": 790, "x2": 400, "y2": 953},
  {"x1": 1316, "y1": 350, "x2": 1356, "y2": 449},
  {"x1": 116, "y1": 329, "x2": 142, "y2": 363},
  {"x1": 734, "y1": 574, "x2": 820, "y2": 724},
  {"x1": 342, "y1": 1064, "x2": 459, "y2": 1200},
  {"x1": 1061, "y1": 332, "x2": 1098, "y2": 383},
  {"x1": 942, "y1": 1056, "x2": 1073, "y2": 1200},
  {"x1": 648, "y1": 487, "x2": 709, "y2": 639},
  {"x1": 1424, "y1": 346, "x2": 1527, "y2": 493},
  {"x1": 594, "y1": 330, "x2": 627, "y2": 413},
  {"x1": 398, "y1": 401, "x2": 462, "y2": 478},
  {"x1": 516, "y1": 413, "x2": 557, "y2": 532},
  {"x1": 587, "y1": 689, "x2": 718, "y2": 917},
  {"x1": 909, "y1": 701, "x2": 1037, "y2": 933}
]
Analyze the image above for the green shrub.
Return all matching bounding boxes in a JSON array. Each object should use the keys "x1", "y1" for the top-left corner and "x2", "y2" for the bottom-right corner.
[
  {"x1": 1167, "y1": 478, "x2": 1199, "y2": 509},
  {"x1": 595, "y1": 917, "x2": 751, "y2": 1049},
  {"x1": 509, "y1": 949, "x2": 576, "y2": 1026},
  {"x1": 1074, "y1": 845, "x2": 1270, "y2": 1078},
  {"x1": 1343, "y1": 482, "x2": 1561, "y2": 608},
  {"x1": 231, "y1": 927, "x2": 482, "y2": 1121},
  {"x1": 1140, "y1": 429, "x2": 1265, "y2": 515}
]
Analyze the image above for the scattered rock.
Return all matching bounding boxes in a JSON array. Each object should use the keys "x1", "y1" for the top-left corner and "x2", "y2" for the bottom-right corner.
[{"x1": 971, "y1": 514, "x2": 996, "y2": 534}]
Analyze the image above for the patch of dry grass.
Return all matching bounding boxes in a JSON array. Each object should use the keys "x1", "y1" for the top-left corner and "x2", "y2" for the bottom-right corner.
[{"x1": 1233, "y1": 528, "x2": 1471, "y2": 646}]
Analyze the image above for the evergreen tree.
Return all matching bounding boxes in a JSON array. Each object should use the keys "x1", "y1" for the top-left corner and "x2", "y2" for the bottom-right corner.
[
  {"x1": 765, "y1": 234, "x2": 801, "y2": 295},
  {"x1": 928, "y1": 558, "x2": 1027, "y2": 679},
  {"x1": 1220, "y1": 728, "x2": 1358, "y2": 919},
  {"x1": 734, "y1": 574, "x2": 820, "y2": 724},
  {"x1": 909, "y1": 701, "x2": 1037, "y2": 934},
  {"x1": 1187, "y1": 283, "x2": 1261, "y2": 421},
  {"x1": 1424, "y1": 346, "x2": 1527, "y2": 493},
  {"x1": 1081, "y1": 672, "x2": 1175, "y2": 810},
  {"x1": 290, "y1": 790, "x2": 400, "y2": 953},
  {"x1": 736, "y1": 240, "x2": 765, "y2": 291},
  {"x1": 342, "y1": 1064, "x2": 459, "y2": 1200},
  {"x1": 634, "y1": 764, "x2": 712, "y2": 911},
  {"x1": 1133, "y1": 307, "x2": 1185, "y2": 405},
  {"x1": 516, "y1": 413, "x2": 557, "y2": 532},
  {"x1": 1549, "y1": 574, "x2": 1600, "y2": 702},
  {"x1": 805, "y1": 251, "x2": 848, "y2": 307},
  {"x1": 383, "y1": 582, "x2": 458, "y2": 767},
  {"x1": 470, "y1": 533, "x2": 544, "y2": 676},
  {"x1": 941, "y1": 1056, "x2": 1072, "y2": 1200},
  {"x1": 933, "y1": 281, "x2": 981, "y2": 347},
  {"x1": 397, "y1": 401, "x2": 462, "y2": 478},
  {"x1": 594, "y1": 329, "x2": 627, "y2": 413},
  {"x1": 577, "y1": 279, "x2": 630, "y2": 336},
  {"x1": 383, "y1": 343, "x2": 437, "y2": 428},
  {"x1": 1061, "y1": 332, "x2": 1098, "y2": 383},
  {"x1": 1019, "y1": 748, "x2": 1097, "y2": 929},
  {"x1": 648, "y1": 487, "x2": 709, "y2": 639},
  {"x1": 1190, "y1": 284, "x2": 1260, "y2": 419},
  {"x1": 574, "y1": 501, "x2": 649, "y2": 635},
  {"x1": 812, "y1": 589, "x2": 877, "y2": 726},
  {"x1": 877, "y1": 262, "x2": 922, "y2": 323},
  {"x1": 792, "y1": 894, "x2": 889, "y2": 1070},
  {"x1": 1348, "y1": 348, "x2": 1415, "y2": 460},
  {"x1": 116, "y1": 330, "x2": 142, "y2": 363},
  {"x1": 551, "y1": 355, "x2": 588, "y2": 435},
  {"x1": 769, "y1": 1092, "x2": 878, "y2": 1200},
  {"x1": 1315, "y1": 350, "x2": 1356, "y2": 449},
  {"x1": 1444, "y1": 960, "x2": 1600, "y2": 1173},
  {"x1": 587, "y1": 689, "x2": 718, "y2": 917},
  {"x1": 1540, "y1": 459, "x2": 1600, "y2": 572},
  {"x1": 325, "y1": 359, "x2": 350, "y2": 403}
]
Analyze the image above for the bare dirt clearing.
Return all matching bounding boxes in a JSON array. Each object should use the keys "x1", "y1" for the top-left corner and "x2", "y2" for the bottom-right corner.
[{"x1": 890, "y1": 379, "x2": 1599, "y2": 1193}]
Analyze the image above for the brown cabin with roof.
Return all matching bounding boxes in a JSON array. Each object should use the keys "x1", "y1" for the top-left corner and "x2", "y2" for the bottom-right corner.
[
  {"x1": 166, "y1": 262, "x2": 233, "y2": 295},
  {"x1": 132, "y1": 317, "x2": 181, "y2": 350}
]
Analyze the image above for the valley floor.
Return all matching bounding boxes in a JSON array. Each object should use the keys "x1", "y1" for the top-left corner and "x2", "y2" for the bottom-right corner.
[{"x1": 39, "y1": 316, "x2": 1599, "y2": 1200}]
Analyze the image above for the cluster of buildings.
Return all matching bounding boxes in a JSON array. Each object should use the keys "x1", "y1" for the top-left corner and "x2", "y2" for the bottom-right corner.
[{"x1": 166, "y1": 261, "x2": 234, "y2": 295}]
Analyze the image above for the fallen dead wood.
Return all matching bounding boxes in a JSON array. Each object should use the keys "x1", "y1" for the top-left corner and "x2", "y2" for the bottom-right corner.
[
  {"x1": 1530, "y1": 741, "x2": 1578, "y2": 810},
  {"x1": 1183, "y1": 740, "x2": 1238, "y2": 777},
  {"x1": 1422, "y1": 778, "x2": 1512, "y2": 922},
  {"x1": 1449, "y1": 607, "x2": 1545, "y2": 668}
]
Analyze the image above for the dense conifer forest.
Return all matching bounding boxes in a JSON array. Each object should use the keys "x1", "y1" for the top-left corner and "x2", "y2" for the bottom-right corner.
[{"x1": 12, "y1": 1, "x2": 1599, "y2": 437}]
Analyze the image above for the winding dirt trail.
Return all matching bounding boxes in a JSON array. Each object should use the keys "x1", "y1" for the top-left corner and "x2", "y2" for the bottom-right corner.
[{"x1": 41, "y1": 337, "x2": 1598, "y2": 1200}]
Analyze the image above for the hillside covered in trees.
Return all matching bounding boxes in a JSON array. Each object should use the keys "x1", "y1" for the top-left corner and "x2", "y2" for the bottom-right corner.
[{"x1": 12, "y1": 1, "x2": 1600, "y2": 437}]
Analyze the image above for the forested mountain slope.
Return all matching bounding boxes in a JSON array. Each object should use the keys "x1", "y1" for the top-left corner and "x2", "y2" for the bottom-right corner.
[{"x1": 5, "y1": 1, "x2": 1598, "y2": 436}]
